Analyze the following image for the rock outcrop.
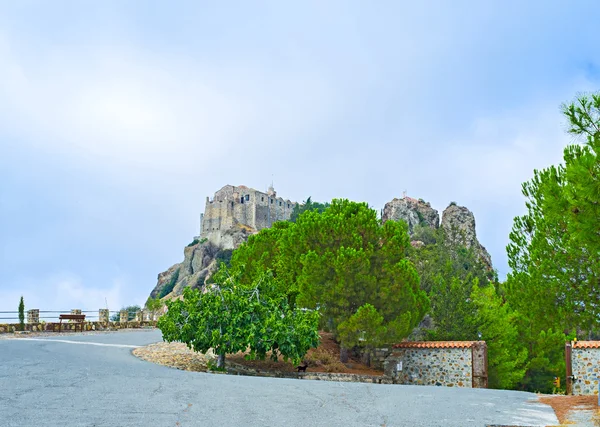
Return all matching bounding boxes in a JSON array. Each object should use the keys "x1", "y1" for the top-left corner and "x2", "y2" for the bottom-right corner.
[
  {"x1": 441, "y1": 204, "x2": 492, "y2": 269},
  {"x1": 152, "y1": 187, "x2": 495, "y2": 301},
  {"x1": 382, "y1": 197, "x2": 492, "y2": 270},
  {"x1": 150, "y1": 263, "x2": 182, "y2": 299},
  {"x1": 149, "y1": 240, "x2": 228, "y2": 300},
  {"x1": 382, "y1": 197, "x2": 439, "y2": 234}
]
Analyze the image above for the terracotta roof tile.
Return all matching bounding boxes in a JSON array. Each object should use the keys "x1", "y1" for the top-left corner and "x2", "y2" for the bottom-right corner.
[
  {"x1": 572, "y1": 341, "x2": 600, "y2": 349},
  {"x1": 392, "y1": 341, "x2": 484, "y2": 349}
]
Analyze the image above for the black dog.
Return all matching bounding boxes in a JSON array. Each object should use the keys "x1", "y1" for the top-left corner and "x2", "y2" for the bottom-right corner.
[{"x1": 297, "y1": 364, "x2": 308, "y2": 372}]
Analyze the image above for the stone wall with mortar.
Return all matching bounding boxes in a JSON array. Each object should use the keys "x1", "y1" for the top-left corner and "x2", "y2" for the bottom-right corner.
[
  {"x1": 571, "y1": 342, "x2": 600, "y2": 395},
  {"x1": 0, "y1": 321, "x2": 157, "y2": 334},
  {"x1": 382, "y1": 342, "x2": 487, "y2": 388}
]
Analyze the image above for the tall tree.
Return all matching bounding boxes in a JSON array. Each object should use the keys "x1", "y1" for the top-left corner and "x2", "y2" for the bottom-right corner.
[
  {"x1": 290, "y1": 197, "x2": 330, "y2": 223},
  {"x1": 506, "y1": 92, "x2": 600, "y2": 391},
  {"x1": 231, "y1": 199, "x2": 429, "y2": 359},
  {"x1": 18, "y1": 296, "x2": 25, "y2": 331}
]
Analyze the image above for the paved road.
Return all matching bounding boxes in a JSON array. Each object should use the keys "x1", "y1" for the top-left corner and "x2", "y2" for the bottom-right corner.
[{"x1": 0, "y1": 330, "x2": 558, "y2": 427}]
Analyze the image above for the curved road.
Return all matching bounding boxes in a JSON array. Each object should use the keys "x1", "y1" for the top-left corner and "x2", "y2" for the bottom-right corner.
[{"x1": 0, "y1": 330, "x2": 558, "y2": 426}]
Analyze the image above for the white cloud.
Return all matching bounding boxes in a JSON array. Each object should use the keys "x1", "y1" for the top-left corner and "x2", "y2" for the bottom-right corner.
[{"x1": 0, "y1": 273, "x2": 143, "y2": 314}]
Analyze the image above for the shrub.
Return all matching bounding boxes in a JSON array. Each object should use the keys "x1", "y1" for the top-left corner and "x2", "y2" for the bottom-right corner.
[{"x1": 187, "y1": 238, "x2": 207, "y2": 247}]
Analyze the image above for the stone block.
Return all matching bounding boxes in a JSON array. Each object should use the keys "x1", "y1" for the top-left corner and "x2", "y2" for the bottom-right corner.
[{"x1": 27, "y1": 309, "x2": 39, "y2": 324}]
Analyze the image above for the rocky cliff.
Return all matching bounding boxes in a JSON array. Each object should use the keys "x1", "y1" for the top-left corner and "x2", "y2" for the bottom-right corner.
[
  {"x1": 151, "y1": 189, "x2": 493, "y2": 300},
  {"x1": 150, "y1": 241, "x2": 225, "y2": 300},
  {"x1": 382, "y1": 198, "x2": 492, "y2": 269},
  {"x1": 441, "y1": 204, "x2": 492, "y2": 268},
  {"x1": 382, "y1": 197, "x2": 440, "y2": 233}
]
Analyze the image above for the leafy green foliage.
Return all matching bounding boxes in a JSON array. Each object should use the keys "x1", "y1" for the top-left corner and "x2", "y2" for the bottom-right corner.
[
  {"x1": 505, "y1": 92, "x2": 600, "y2": 391},
  {"x1": 290, "y1": 197, "x2": 330, "y2": 223},
  {"x1": 158, "y1": 273, "x2": 320, "y2": 368},
  {"x1": 187, "y1": 238, "x2": 207, "y2": 247},
  {"x1": 159, "y1": 268, "x2": 180, "y2": 298},
  {"x1": 145, "y1": 297, "x2": 164, "y2": 316},
  {"x1": 426, "y1": 277, "x2": 478, "y2": 341},
  {"x1": 18, "y1": 296, "x2": 24, "y2": 331},
  {"x1": 231, "y1": 199, "x2": 429, "y2": 352},
  {"x1": 470, "y1": 284, "x2": 527, "y2": 389},
  {"x1": 337, "y1": 304, "x2": 386, "y2": 349}
]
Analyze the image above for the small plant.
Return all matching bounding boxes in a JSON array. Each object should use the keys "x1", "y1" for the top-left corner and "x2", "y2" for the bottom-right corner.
[
  {"x1": 18, "y1": 296, "x2": 25, "y2": 331},
  {"x1": 449, "y1": 201, "x2": 457, "y2": 206},
  {"x1": 186, "y1": 238, "x2": 207, "y2": 247},
  {"x1": 207, "y1": 359, "x2": 226, "y2": 372}
]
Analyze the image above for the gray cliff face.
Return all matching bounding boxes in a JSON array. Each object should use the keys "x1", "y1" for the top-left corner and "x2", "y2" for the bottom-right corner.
[
  {"x1": 150, "y1": 240, "x2": 227, "y2": 299},
  {"x1": 150, "y1": 263, "x2": 181, "y2": 299},
  {"x1": 441, "y1": 204, "x2": 492, "y2": 269},
  {"x1": 382, "y1": 197, "x2": 440, "y2": 234}
]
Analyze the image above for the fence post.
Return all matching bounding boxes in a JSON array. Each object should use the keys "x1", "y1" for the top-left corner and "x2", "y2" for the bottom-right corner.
[
  {"x1": 99, "y1": 309, "x2": 109, "y2": 323},
  {"x1": 119, "y1": 310, "x2": 128, "y2": 323},
  {"x1": 27, "y1": 309, "x2": 39, "y2": 324},
  {"x1": 71, "y1": 309, "x2": 83, "y2": 323}
]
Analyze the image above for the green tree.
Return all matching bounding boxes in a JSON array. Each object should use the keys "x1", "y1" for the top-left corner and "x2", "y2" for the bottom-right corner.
[
  {"x1": 18, "y1": 296, "x2": 25, "y2": 331},
  {"x1": 426, "y1": 276, "x2": 478, "y2": 341},
  {"x1": 232, "y1": 199, "x2": 429, "y2": 359},
  {"x1": 290, "y1": 197, "x2": 330, "y2": 223},
  {"x1": 337, "y1": 303, "x2": 386, "y2": 365},
  {"x1": 506, "y1": 92, "x2": 600, "y2": 391},
  {"x1": 158, "y1": 273, "x2": 320, "y2": 369},
  {"x1": 145, "y1": 297, "x2": 164, "y2": 319},
  {"x1": 470, "y1": 283, "x2": 527, "y2": 390}
]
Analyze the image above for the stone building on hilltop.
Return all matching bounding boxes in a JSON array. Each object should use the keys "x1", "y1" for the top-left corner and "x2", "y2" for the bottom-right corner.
[{"x1": 200, "y1": 184, "x2": 297, "y2": 249}]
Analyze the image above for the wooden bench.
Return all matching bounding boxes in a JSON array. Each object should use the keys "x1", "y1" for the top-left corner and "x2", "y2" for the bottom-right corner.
[{"x1": 58, "y1": 314, "x2": 86, "y2": 332}]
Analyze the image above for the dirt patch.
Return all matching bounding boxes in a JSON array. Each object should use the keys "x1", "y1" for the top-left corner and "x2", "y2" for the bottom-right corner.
[
  {"x1": 227, "y1": 332, "x2": 383, "y2": 376},
  {"x1": 134, "y1": 331, "x2": 383, "y2": 376},
  {"x1": 538, "y1": 395, "x2": 599, "y2": 425}
]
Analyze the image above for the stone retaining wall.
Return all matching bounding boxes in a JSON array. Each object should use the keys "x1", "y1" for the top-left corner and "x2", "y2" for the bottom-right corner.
[
  {"x1": 225, "y1": 363, "x2": 392, "y2": 384},
  {"x1": 0, "y1": 321, "x2": 157, "y2": 334}
]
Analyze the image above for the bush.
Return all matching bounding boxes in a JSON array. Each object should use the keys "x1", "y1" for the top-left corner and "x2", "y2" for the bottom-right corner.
[{"x1": 187, "y1": 238, "x2": 207, "y2": 247}]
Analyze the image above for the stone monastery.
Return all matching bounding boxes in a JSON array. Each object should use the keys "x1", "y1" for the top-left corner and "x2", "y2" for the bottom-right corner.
[{"x1": 200, "y1": 184, "x2": 297, "y2": 247}]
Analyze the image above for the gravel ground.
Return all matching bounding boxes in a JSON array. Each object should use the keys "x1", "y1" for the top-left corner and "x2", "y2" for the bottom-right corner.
[{"x1": 133, "y1": 341, "x2": 215, "y2": 372}]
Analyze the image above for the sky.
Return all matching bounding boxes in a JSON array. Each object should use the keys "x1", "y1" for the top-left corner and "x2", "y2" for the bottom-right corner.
[{"x1": 1, "y1": 1, "x2": 599, "y2": 313}]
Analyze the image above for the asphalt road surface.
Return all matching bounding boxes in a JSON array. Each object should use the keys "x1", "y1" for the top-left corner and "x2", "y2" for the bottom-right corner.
[{"x1": 0, "y1": 330, "x2": 559, "y2": 427}]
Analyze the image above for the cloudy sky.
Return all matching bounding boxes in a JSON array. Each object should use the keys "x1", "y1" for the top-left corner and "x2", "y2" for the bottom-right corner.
[{"x1": 1, "y1": 1, "x2": 599, "y2": 313}]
